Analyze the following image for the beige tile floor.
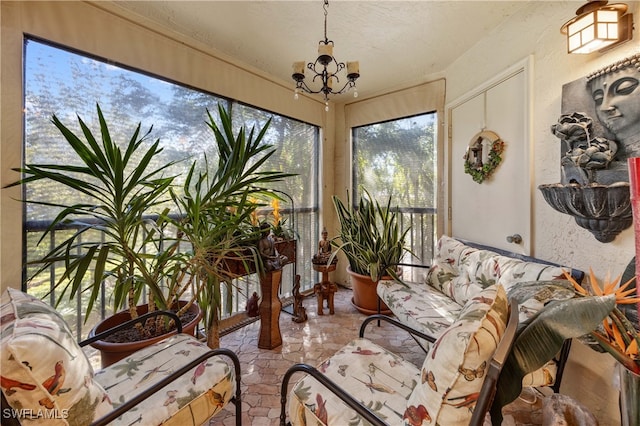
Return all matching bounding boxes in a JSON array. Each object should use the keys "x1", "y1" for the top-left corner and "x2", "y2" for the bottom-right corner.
[{"x1": 210, "y1": 286, "x2": 543, "y2": 426}]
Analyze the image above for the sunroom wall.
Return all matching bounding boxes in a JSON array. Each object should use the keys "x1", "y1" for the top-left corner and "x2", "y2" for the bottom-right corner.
[{"x1": 423, "y1": 2, "x2": 639, "y2": 423}]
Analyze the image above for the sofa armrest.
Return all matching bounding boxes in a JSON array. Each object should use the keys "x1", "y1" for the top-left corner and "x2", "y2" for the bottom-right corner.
[
  {"x1": 91, "y1": 346, "x2": 241, "y2": 426},
  {"x1": 359, "y1": 314, "x2": 437, "y2": 344},
  {"x1": 79, "y1": 310, "x2": 183, "y2": 347}
]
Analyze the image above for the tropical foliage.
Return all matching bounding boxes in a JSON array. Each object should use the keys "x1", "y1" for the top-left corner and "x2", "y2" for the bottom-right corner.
[
  {"x1": 168, "y1": 104, "x2": 294, "y2": 347},
  {"x1": 491, "y1": 270, "x2": 640, "y2": 425},
  {"x1": 23, "y1": 40, "x2": 321, "y2": 330},
  {"x1": 329, "y1": 189, "x2": 412, "y2": 282},
  {"x1": 9, "y1": 104, "x2": 181, "y2": 334},
  {"x1": 565, "y1": 269, "x2": 640, "y2": 373},
  {"x1": 10, "y1": 102, "x2": 293, "y2": 348}
]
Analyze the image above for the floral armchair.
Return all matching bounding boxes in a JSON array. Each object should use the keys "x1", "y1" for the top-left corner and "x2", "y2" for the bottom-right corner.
[
  {"x1": 280, "y1": 284, "x2": 518, "y2": 426},
  {"x1": 0, "y1": 288, "x2": 241, "y2": 426}
]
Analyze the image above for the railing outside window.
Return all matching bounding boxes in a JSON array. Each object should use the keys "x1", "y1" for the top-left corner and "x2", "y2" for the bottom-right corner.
[{"x1": 23, "y1": 207, "x2": 435, "y2": 340}]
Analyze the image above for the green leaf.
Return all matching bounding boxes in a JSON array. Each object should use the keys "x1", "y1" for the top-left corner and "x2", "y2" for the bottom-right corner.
[{"x1": 491, "y1": 294, "x2": 615, "y2": 425}]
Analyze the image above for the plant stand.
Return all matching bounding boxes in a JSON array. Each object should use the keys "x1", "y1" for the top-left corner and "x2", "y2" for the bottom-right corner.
[
  {"x1": 258, "y1": 269, "x2": 283, "y2": 349},
  {"x1": 313, "y1": 262, "x2": 337, "y2": 315}
]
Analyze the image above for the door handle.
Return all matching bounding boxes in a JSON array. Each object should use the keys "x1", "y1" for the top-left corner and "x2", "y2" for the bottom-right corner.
[{"x1": 506, "y1": 234, "x2": 522, "y2": 244}]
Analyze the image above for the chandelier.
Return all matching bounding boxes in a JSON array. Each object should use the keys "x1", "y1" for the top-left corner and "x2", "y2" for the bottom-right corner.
[{"x1": 292, "y1": 0, "x2": 360, "y2": 111}]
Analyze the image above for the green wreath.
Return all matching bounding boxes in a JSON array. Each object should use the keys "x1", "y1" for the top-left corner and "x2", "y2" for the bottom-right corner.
[{"x1": 463, "y1": 130, "x2": 505, "y2": 184}]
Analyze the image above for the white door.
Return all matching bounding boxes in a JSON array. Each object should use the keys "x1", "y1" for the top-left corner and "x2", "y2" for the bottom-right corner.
[{"x1": 447, "y1": 59, "x2": 531, "y2": 254}]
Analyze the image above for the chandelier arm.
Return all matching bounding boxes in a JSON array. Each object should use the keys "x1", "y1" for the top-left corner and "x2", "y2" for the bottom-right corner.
[
  {"x1": 295, "y1": 80, "x2": 323, "y2": 95},
  {"x1": 333, "y1": 80, "x2": 357, "y2": 95}
]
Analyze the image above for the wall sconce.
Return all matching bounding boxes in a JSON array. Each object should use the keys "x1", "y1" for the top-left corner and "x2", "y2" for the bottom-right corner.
[{"x1": 561, "y1": 1, "x2": 633, "y2": 54}]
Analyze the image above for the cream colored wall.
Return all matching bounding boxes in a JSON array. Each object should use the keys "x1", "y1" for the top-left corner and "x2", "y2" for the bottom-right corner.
[{"x1": 441, "y1": 2, "x2": 639, "y2": 423}]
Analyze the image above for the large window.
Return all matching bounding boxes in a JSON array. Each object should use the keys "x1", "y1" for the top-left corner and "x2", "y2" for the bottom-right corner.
[
  {"x1": 352, "y1": 113, "x2": 437, "y2": 270},
  {"x1": 24, "y1": 37, "x2": 319, "y2": 336}
]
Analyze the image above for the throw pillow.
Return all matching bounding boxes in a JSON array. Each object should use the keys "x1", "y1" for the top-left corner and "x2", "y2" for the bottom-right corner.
[{"x1": 405, "y1": 284, "x2": 508, "y2": 425}]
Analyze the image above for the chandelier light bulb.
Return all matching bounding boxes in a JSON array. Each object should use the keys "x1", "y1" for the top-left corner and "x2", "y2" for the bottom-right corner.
[{"x1": 325, "y1": 102, "x2": 329, "y2": 112}]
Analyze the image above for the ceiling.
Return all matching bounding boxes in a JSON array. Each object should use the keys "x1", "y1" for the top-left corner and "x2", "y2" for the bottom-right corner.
[{"x1": 107, "y1": 1, "x2": 549, "y2": 102}]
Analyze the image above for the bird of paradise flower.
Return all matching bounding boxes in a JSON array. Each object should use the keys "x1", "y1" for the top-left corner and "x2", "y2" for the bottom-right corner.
[{"x1": 564, "y1": 269, "x2": 640, "y2": 374}]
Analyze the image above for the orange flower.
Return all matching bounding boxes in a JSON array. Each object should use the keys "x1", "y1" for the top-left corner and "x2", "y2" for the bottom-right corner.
[
  {"x1": 563, "y1": 269, "x2": 640, "y2": 373},
  {"x1": 563, "y1": 268, "x2": 640, "y2": 305},
  {"x1": 271, "y1": 198, "x2": 281, "y2": 226}
]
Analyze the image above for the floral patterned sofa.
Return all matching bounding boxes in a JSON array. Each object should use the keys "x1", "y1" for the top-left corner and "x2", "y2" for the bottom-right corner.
[
  {"x1": 0, "y1": 288, "x2": 241, "y2": 426},
  {"x1": 377, "y1": 235, "x2": 584, "y2": 392}
]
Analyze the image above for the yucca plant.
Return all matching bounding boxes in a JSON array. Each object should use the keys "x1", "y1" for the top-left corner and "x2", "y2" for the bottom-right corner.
[
  {"x1": 9, "y1": 103, "x2": 294, "y2": 350},
  {"x1": 167, "y1": 104, "x2": 295, "y2": 348},
  {"x1": 8, "y1": 104, "x2": 181, "y2": 337},
  {"x1": 329, "y1": 189, "x2": 411, "y2": 282}
]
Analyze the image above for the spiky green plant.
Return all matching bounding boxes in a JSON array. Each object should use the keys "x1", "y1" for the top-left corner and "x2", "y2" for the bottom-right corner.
[
  {"x1": 330, "y1": 189, "x2": 412, "y2": 282},
  {"x1": 8, "y1": 104, "x2": 180, "y2": 335},
  {"x1": 9, "y1": 103, "x2": 295, "y2": 347},
  {"x1": 167, "y1": 104, "x2": 295, "y2": 348}
]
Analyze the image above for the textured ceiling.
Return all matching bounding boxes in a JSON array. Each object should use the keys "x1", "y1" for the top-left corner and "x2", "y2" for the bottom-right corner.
[{"x1": 107, "y1": 1, "x2": 547, "y2": 102}]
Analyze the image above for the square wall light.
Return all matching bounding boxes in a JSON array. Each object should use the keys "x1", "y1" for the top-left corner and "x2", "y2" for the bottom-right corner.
[{"x1": 561, "y1": 1, "x2": 634, "y2": 54}]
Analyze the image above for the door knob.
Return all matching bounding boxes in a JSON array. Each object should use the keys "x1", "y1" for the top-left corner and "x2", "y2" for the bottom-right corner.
[{"x1": 506, "y1": 234, "x2": 522, "y2": 244}]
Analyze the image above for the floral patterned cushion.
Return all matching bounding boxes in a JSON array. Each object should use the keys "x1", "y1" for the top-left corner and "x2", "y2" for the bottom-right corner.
[
  {"x1": 427, "y1": 236, "x2": 568, "y2": 308},
  {"x1": 1, "y1": 287, "x2": 113, "y2": 425},
  {"x1": 288, "y1": 337, "x2": 421, "y2": 425},
  {"x1": 406, "y1": 284, "x2": 508, "y2": 425},
  {"x1": 427, "y1": 236, "x2": 475, "y2": 298},
  {"x1": 377, "y1": 279, "x2": 461, "y2": 347},
  {"x1": 1, "y1": 288, "x2": 237, "y2": 426},
  {"x1": 287, "y1": 284, "x2": 508, "y2": 426},
  {"x1": 94, "y1": 333, "x2": 236, "y2": 426}
]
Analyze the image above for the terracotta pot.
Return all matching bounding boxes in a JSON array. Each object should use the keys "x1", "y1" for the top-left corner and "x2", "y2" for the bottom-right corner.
[
  {"x1": 346, "y1": 266, "x2": 392, "y2": 315},
  {"x1": 89, "y1": 301, "x2": 202, "y2": 368}
]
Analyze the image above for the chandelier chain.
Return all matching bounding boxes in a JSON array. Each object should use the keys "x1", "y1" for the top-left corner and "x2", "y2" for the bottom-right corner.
[{"x1": 323, "y1": 0, "x2": 329, "y2": 42}]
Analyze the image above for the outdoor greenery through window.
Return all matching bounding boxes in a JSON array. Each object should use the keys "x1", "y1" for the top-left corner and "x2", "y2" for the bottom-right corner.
[
  {"x1": 23, "y1": 37, "x2": 319, "y2": 338},
  {"x1": 352, "y1": 113, "x2": 437, "y2": 275}
]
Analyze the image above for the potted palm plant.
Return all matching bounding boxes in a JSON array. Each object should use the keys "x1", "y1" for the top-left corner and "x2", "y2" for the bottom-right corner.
[
  {"x1": 9, "y1": 103, "x2": 293, "y2": 364},
  {"x1": 168, "y1": 104, "x2": 293, "y2": 349},
  {"x1": 329, "y1": 189, "x2": 412, "y2": 314},
  {"x1": 8, "y1": 104, "x2": 203, "y2": 366}
]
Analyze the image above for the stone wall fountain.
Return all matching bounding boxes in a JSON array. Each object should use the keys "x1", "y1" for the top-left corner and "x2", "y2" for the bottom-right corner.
[
  {"x1": 539, "y1": 54, "x2": 640, "y2": 243},
  {"x1": 539, "y1": 112, "x2": 631, "y2": 243}
]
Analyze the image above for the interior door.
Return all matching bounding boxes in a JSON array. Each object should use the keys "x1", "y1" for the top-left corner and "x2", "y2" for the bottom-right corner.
[{"x1": 447, "y1": 59, "x2": 531, "y2": 254}]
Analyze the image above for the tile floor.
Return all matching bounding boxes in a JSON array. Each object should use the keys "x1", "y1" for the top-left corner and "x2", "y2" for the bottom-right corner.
[{"x1": 211, "y1": 286, "x2": 543, "y2": 426}]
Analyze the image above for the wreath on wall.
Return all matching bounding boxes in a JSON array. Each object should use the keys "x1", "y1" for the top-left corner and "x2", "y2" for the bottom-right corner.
[{"x1": 463, "y1": 130, "x2": 505, "y2": 184}]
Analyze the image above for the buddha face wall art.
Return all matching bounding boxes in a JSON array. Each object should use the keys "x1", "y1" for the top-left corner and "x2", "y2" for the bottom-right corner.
[{"x1": 539, "y1": 53, "x2": 640, "y2": 243}]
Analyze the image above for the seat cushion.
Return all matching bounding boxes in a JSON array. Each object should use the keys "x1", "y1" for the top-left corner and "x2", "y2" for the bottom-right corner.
[
  {"x1": 377, "y1": 279, "x2": 462, "y2": 342},
  {"x1": 288, "y1": 337, "x2": 422, "y2": 425},
  {"x1": 426, "y1": 235, "x2": 476, "y2": 299},
  {"x1": 94, "y1": 333, "x2": 236, "y2": 426},
  {"x1": 406, "y1": 284, "x2": 508, "y2": 425},
  {"x1": 1, "y1": 288, "x2": 113, "y2": 425}
]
